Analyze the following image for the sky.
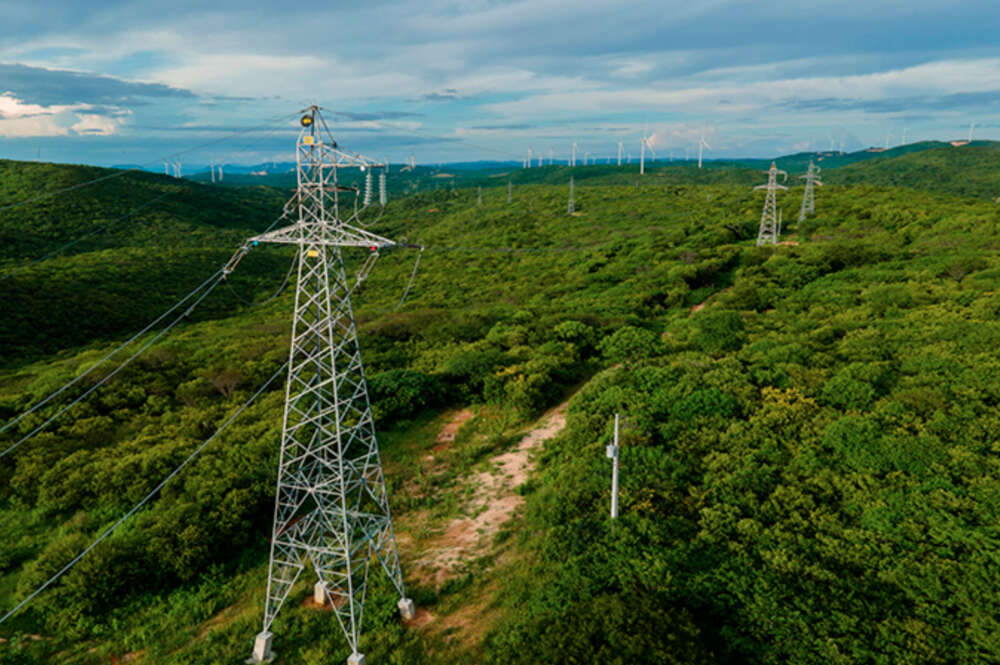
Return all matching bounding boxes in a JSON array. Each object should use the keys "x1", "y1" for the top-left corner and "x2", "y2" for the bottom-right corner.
[{"x1": 1, "y1": 0, "x2": 998, "y2": 168}]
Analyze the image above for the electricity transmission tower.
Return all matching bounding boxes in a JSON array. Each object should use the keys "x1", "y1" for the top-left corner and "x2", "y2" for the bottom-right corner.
[
  {"x1": 797, "y1": 160, "x2": 822, "y2": 223},
  {"x1": 248, "y1": 106, "x2": 413, "y2": 665},
  {"x1": 754, "y1": 161, "x2": 788, "y2": 246},
  {"x1": 567, "y1": 176, "x2": 575, "y2": 214}
]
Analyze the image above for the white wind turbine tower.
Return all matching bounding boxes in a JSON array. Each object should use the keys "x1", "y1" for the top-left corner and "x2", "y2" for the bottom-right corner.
[
  {"x1": 527, "y1": 147, "x2": 533, "y2": 168},
  {"x1": 617, "y1": 140, "x2": 624, "y2": 166},
  {"x1": 549, "y1": 148, "x2": 554, "y2": 165},
  {"x1": 571, "y1": 141, "x2": 578, "y2": 167},
  {"x1": 969, "y1": 122, "x2": 976, "y2": 142},
  {"x1": 697, "y1": 132, "x2": 711, "y2": 169},
  {"x1": 639, "y1": 129, "x2": 655, "y2": 175},
  {"x1": 902, "y1": 128, "x2": 909, "y2": 145},
  {"x1": 885, "y1": 130, "x2": 892, "y2": 149}
]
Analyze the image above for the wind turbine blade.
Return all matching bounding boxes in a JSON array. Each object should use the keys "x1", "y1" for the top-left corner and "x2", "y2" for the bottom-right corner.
[{"x1": 702, "y1": 140, "x2": 712, "y2": 150}]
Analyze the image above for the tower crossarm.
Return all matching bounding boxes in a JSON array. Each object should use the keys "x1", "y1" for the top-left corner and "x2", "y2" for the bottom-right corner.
[{"x1": 250, "y1": 220, "x2": 398, "y2": 249}]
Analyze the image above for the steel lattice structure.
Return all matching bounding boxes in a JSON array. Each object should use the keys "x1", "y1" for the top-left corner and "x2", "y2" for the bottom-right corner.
[
  {"x1": 249, "y1": 106, "x2": 413, "y2": 665},
  {"x1": 755, "y1": 161, "x2": 788, "y2": 246},
  {"x1": 797, "y1": 160, "x2": 822, "y2": 223}
]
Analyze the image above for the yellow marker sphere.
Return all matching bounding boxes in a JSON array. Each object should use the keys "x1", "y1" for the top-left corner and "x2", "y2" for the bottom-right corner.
[{"x1": 301, "y1": 115, "x2": 314, "y2": 127}]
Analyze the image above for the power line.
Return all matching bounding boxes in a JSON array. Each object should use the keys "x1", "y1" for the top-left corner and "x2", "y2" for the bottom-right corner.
[
  {"x1": 0, "y1": 269, "x2": 226, "y2": 459},
  {"x1": 0, "y1": 213, "x2": 290, "y2": 440},
  {"x1": 0, "y1": 361, "x2": 287, "y2": 628}
]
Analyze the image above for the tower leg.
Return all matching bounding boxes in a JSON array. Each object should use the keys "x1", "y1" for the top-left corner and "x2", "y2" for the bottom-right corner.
[
  {"x1": 247, "y1": 631, "x2": 274, "y2": 663},
  {"x1": 314, "y1": 580, "x2": 328, "y2": 606},
  {"x1": 398, "y1": 597, "x2": 415, "y2": 621},
  {"x1": 348, "y1": 653, "x2": 367, "y2": 665}
]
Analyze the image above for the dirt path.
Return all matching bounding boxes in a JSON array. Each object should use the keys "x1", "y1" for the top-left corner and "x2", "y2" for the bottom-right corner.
[
  {"x1": 690, "y1": 285, "x2": 733, "y2": 314},
  {"x1": 411, "y1": 401, "x2": 568, "y2": 587}
]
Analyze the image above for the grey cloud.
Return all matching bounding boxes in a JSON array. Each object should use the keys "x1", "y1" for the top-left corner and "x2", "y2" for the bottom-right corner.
[
  {"x1": 780, "y1": 90, "x2": 1000, "y2": 114},
  {"x1": 0, "y1": 62, "x2": 196, "y2": 107},
  {"x1": 421, "y1": 89, "x2": 461, "y2": 102},
  {"x1": 331, "y1": 110, "x2": 424, "y2": 121},
  {"x1": 468, "y1": 123, "x2": 536, "y2": 130}
]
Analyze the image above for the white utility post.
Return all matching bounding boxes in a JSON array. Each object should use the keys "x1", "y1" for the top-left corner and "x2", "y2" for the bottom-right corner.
[{"x1": 606, "y1": 413, "x2": 620, "y2": 519}]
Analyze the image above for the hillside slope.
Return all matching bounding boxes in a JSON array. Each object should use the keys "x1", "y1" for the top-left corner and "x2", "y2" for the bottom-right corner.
[
  {"x1": 2, "y1": 172, "x2": 1000, "y2": 664},
  {"x1": 824, "y1": 143, "x2": 1000, "y2": 199},
  {"x1": 0, "y1": 161, "x2": 290, "y2": 361}
]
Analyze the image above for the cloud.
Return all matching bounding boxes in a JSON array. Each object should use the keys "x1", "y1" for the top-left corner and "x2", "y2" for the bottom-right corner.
[
  {"x1": 0, "y1": 62, "x2": 195, "y2": 106},
  {"x1": 780, "y1": 90, "x2": 1000, "y2": 114},
  {"x1": 421, "y1": 89, "x2": 461, "y2": 102},
  {"x1": 0, "y1": 92, "x2": 132, "y2": 137},
  {"x1": 331, "y1": 110, "x2": 424, "y2": 121}
]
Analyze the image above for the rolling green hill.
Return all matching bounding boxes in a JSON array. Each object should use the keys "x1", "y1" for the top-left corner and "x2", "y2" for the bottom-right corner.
[
  {"x1": 180, "y1": 139, "x2": 960, "y2": 195},
  {"x1": 0, "y1": 161, "x2": 291, "y2": 361},
  {"x1": 824, "y1": 142, "x2": 1000, "y2": 199},
  {"x1": 2, "y1": 163, "x2": 1000, "y2": 664}
]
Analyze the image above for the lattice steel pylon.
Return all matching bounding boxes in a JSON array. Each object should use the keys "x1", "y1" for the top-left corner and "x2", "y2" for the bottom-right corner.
[
  {"x1": 754, "y1": 161, "x2": 789, "y2": 246},
  {"x1": 797, "y1": 159, "x2": 822, "y2": 223},
  {"x1": 248, "y1": 106, "x2": 413, "y2": 665}
]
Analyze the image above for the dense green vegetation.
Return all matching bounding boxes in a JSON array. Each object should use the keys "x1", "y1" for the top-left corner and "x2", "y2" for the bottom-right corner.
[
  {"x1": 825, "y1": 142, "x2": 1000, "y2": 200},
  {"x1": 0, "y1": 161, "x2": 290, "y2": 360},
  {"x1": 2, "y1": 151, "x2": 1000, "y2": 664}
]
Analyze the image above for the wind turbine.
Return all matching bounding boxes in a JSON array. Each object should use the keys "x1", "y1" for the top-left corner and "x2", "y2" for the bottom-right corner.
[
  {"x1": 697, "y1": 132, "x2": 711, "y2": 169},
  {"x1": 617, "y1": 140, "x2": 624, "y2": 166},
  {"x1": 901, "y1": 128, "x2": 908, "y2": 146},
  {"x1": 969, "y1": 122, "x2": 976, "y2": 142},
  {"x1": 527, "y1": 147, "x2": 533, "y2": 168},
  {"x1": 571, "y1": 141, "x2": 577, "y2": 167},
  {"x1": 885, "y1": 130, "x2": 892, "y2": 149},
  {"x1": 584, "y1": 151, "x2": 590, "y2": 165},
  {"x1": 639, "y1": 131, "x2": 655, "y2": 175},
  {"x1": 210, "y1": 162, "x2": 216, "y2": 183}
]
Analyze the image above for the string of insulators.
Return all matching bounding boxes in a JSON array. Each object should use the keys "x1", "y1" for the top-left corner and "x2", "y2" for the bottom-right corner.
[
  {"x1": 379, "y1": 172, "x2": 387, "y2": 206},
  {"x1": 364, "y1": 171, "x2": 373, "y2": 207}
]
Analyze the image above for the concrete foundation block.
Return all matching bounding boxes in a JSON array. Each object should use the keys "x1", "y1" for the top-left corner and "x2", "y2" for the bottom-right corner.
[
  {"x1": 348, "y1": 652, "x2": 366, "y2": 665},
  {"x1": 398, "y1": 597, "x2": 416, "y2": 620},
  {"x1": 314, "y1": 580, "x2": 328, "y2": 605},
  {"x1": 247, "y1": 631, "x2": 274, "y2": 663}
]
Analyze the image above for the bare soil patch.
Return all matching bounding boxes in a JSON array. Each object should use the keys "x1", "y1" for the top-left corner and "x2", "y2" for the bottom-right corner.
[
  {"x1": 433, "y1": 409, "x2": 475, "y2": 452},
  {"x1": 412, "y1": 401, "x2": 568, "y2": 587}
]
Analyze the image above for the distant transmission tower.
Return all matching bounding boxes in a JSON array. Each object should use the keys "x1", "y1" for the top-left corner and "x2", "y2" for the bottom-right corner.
[
  {"x1": 796, "y1": 160, "x2": 822, "y2": 223},
  {"x1": 248, "y1": 106, "x2": 413, "y2": 665},
  {"x1": 477, "y1": 185, "x2": 483, "y2": 206},
  {"x1": 754, "y1": 161, "x2": 788, "y2": 246},
  {"x1": 507, "y1": 179, "x2": 512, "y2": 204},
  {"x1": 567, "y1": 176, "x2": 575, "y2": 214}
]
